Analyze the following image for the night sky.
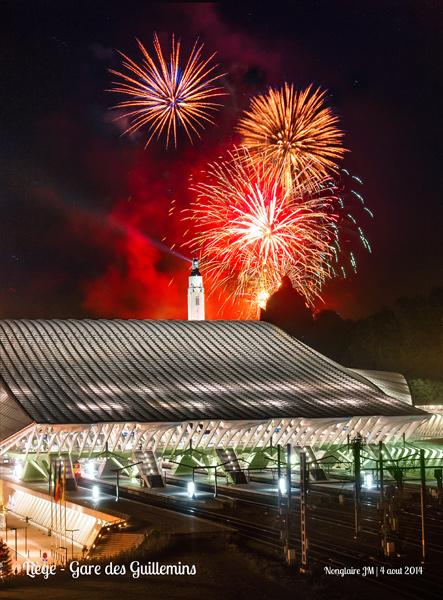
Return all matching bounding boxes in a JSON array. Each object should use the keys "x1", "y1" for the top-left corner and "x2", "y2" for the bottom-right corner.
[{"x1": 1, "y1": 1, "x2": 441, "y2": 321}]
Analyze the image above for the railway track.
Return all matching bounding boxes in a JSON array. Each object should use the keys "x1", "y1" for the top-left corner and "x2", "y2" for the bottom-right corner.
[
  {"x1": 79, "y1": 478, "x2": 441, "y2": 599},
  {"x1": 166, "y1": 475, "x2": 443, "y2": 556}
]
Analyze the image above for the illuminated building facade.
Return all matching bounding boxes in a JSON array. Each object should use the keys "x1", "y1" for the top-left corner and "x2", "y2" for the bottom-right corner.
[{"x1": 1, "y1": 318, "x2": 442, "y2": 480}]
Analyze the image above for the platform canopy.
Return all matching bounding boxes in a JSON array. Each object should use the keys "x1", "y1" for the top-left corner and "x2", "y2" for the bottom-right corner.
[{"x1": 0, "y1": 319, "x2": 425, "y2": 439}]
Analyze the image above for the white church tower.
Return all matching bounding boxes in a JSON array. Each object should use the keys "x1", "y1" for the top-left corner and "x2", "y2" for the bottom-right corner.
[{"x1": 188, "y1": 258, "x2": 205, "y2": 320}]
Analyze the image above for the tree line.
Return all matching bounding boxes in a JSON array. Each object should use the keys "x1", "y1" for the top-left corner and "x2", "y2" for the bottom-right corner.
[{"x1": 261, "y1": 278, "x2": 443, "y2": 405}]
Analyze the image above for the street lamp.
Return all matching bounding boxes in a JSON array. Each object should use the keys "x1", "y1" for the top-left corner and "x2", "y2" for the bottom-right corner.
[
  {"x1": 363, "y1": 472, "x2": 374, "y2": 489},
  {"x1": 85, "y1": 461, "x2": 96, "y2": 479},
  {"x1": 92, "y1": 485, "x2": 100, "y2": 501},
  {"x1": 278, "y1": 477, "x2": 287, "y2": 495},
  {"x1": 24, "y1": 516, "x2": 32, "y2": 556},
  {"x1": 66, "y1": 528, "x2": 79, "y2": 560},
  {"x1": 188, "y1": 467, "x2": 197, "y2": 499},
  {"x1": 10, "y1": 527, "x2": 18, "y2": 560},
  {"x1": 13, "y1": 462, "x2": 23, "y2": 480},
  {"x1": 214, "y1": 467, "x2": 218, "y2": 498},
  {"x1": 187, "y1": 481, "x2": 196, "y2": 499},
  {"x1": 277, "y1": 444, "x2": 282, "y2": 515},
  {"x1": 115, "y1": 469, "x2": 120, "y2": 502}
]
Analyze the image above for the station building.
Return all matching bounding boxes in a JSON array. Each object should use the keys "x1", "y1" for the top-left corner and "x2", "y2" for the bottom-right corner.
[{"x1": 0, "y1": 261, "x2": 442, "y2": 488}]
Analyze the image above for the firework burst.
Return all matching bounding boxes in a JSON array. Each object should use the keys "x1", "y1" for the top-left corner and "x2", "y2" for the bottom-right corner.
[
  {"x1": 325, "y1": 168, "x2": 373, "y2": 279},
  {"x1": 237, "y1": 83, "x2": 346, "y2": 191},
  {"x1": 184, "y1": 150, "x2": 339, "y2": 315},
  {"x1": 109, "y1": 34, "x2": 227, "y2": 148}
]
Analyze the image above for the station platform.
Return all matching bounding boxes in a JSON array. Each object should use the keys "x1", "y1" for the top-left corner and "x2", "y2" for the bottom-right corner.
[
  {"x1": 0, "y1": 466, "x2": 232, "y2": 572},
  {"x1": 0, "y1": 511, "x2": 79, "y2": 571}
]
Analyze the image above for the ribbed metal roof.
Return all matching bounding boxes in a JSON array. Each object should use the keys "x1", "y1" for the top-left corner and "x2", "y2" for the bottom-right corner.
[
  {"x1": 0, "y1": 319, "x2": 425, "y2": 425},
  {"x1": 350, "y1": 369, "x2": 413, "y2": 405}
]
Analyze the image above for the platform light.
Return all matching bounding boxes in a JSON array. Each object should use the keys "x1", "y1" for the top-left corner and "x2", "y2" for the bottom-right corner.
[
  {"x1": 363, "y1": 472, "x2": 373, "y2": 490},
  {"x1": 92, "y1": 485, "x2": 100, "y2": 501},
  {"x1": 85, "y1": 461, "x2": 96, "y2": 479},
  {"x1": 13, "y1": 462, "x2": 23, "y2": 480},
  {"x1": 278, "y1": 477, "x2": 287, "y2": 495},
  {"x1": 187, "y1": 481, "x2": 196, "y2": 498}
]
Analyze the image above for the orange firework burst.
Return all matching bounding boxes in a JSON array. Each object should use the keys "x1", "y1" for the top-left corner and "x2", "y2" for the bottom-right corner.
[
  {"x1": 185, "y1": 150, "x2": 339, "y2": 315},
  {"x1": 109, "y1": 34, "x2": 226, "y2": 148},
  {"x1": 237, "y1": 83, "x2": 346, "y2": 190}
]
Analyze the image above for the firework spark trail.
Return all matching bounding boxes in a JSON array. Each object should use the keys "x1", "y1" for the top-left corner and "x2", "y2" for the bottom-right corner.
[
  {"x1": 327, "y1": 168, "x2": 373, "y2": 278},
  {"x1": 109, "y1": 34, "x2": 227, "y2": 148},
  {"x1": 237, "y1": 83, "x2": 346, "y2": 191},
  {"x1": 184, "y1": 149, "x2": 340, "y2": 315}
]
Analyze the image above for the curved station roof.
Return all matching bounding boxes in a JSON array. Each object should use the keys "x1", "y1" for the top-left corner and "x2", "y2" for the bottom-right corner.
[{"x1": 0, "y1": 319, "x2": 425, "y2": 432}]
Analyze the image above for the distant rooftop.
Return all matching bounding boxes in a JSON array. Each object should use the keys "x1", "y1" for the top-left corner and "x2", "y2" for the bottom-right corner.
[{"x1": 349, "y1": 369, "x2": 413, "y2": 405}]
